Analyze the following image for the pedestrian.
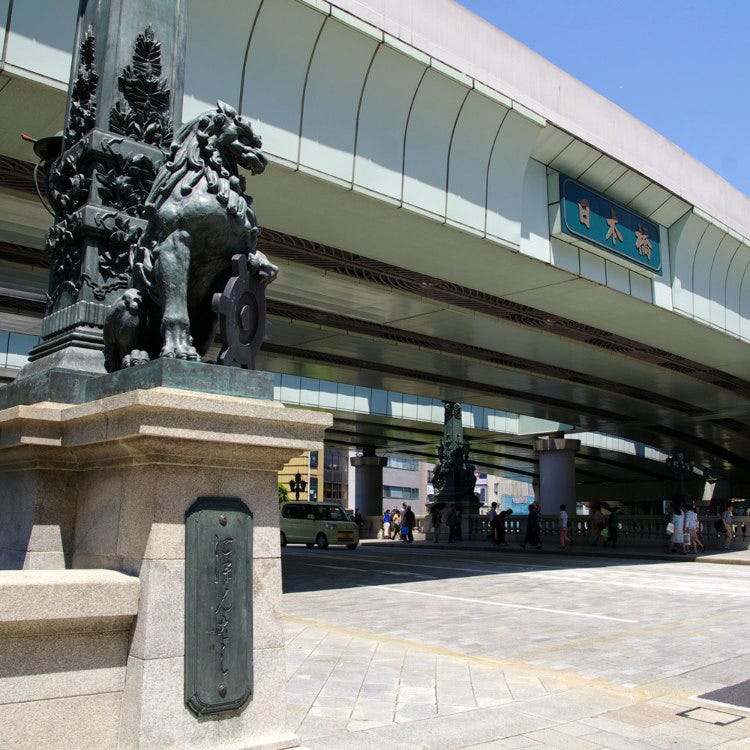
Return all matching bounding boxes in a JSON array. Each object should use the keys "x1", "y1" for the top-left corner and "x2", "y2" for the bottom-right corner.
[
  {"x1": 382, "y1": 508, "x2": 391, "y2": 540},
  {"x1": 446, "y1": 503, "x2": 457, "y2": 543},
  {"x1": 684, "y1": 504, "x2": 703, "y2": 553},
  {"x1": 453, "y1": 504, "x2": 463, "y2": 541},
  {"x1": 664, "y1": 504, "x2": 674, "y2": 552},
  {"x1": 354, "y1": 508, "x2": 364, "y2": 535},
  {"x1": 721, "y1": 503, "x2": 734, "y2": 550},
  {"x1": 521, "y1": 503, "x2": 541, "y2": 550},
  {"x1": 590, "y1": 504, "x2": 606, "y2": 546},
  {"x1": 430, "y1": 504, "x2": 442, "y2": 543},
  {"x1": 497, "y1": 508, "x2": 513, "y2": 545},
  {"x1": 604, "y1": 506, "x2": 619, "y2": 548},
  {"x1": 669, "y1": 502, "x2": 686, "y2": 554},
  {"x1": 401, "y1": 504, "x2": 415, "y2": 543},
  {"x1": 390, "y1": 508, "x2": 401, "y2": 539},
  {"x1": 488, "y1": 501, "x2": 498, "y2": 544},
  {"x1": 559, "y1": 504, "x2": 572, "y2": 550}
]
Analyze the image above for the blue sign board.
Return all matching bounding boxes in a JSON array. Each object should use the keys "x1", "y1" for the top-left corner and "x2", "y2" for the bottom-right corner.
[{"x1": 559, "y1": 175, "x2": 662, "y2": 274}]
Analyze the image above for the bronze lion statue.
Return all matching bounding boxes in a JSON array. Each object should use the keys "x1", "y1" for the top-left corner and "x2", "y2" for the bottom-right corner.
[{"x1": 104, "y1": 101, "x2": 277, "y2": 371}]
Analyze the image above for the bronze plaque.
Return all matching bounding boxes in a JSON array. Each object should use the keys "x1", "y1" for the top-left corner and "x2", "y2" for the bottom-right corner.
[{"x1": 185, "y1": 497, "x2": 253, "y2": 716}]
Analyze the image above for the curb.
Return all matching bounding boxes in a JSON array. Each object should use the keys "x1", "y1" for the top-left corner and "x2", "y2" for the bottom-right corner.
[{"x1": 358, "y1": 538, "x2": 750, "y2": 565}]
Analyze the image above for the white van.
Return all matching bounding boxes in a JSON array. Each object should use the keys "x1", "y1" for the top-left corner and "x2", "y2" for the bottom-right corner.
[{"x1": 280, "y1": 502, "x2": 359, "y2": 549}]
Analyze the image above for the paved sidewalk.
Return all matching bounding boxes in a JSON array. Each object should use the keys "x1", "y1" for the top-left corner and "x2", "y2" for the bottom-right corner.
[{"x1": 282, "y1": 542, "x2": 750, "y2": 749}]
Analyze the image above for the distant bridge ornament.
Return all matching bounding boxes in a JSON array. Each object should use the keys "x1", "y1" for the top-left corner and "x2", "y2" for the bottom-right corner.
[
  {"x1": 430, "y1": 401, "x2": 478, "y2": 516},
  {"x1": 557, "y1": 174, "x2": 662, "y2": 274}
]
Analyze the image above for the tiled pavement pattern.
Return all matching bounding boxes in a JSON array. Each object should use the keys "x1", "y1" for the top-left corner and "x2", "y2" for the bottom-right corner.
[{"x1": 282, "y1": 542, "x2": 750, "y2": 749}]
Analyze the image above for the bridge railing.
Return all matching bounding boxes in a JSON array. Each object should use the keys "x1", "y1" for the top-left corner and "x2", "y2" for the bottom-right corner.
[
  {"x1": 366, "y1": 514, "x2": 749, "y2": 550},
  {"x1": 468, "y1": 514, "x2": 749, "y2": 550}
]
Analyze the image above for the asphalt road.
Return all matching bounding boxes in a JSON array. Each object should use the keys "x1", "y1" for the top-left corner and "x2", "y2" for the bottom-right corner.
[{"x1": 282, "y1": 543, "x2": 750, "y2": 692}]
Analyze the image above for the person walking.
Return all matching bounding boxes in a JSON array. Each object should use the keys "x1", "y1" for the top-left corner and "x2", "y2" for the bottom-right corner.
[
  {"x1": 604, "y1": 506, "x2": 619, "y2": 549},
  {"x1": 430, "y1": 504, "x2": 442, "y2": 543},
  {"x1": 446, "y1": 503, "x2": 458, "y2": 543},
  {"x1": 401, "y1": 504, "x2": 415, "y2": 543},
  {"x1": 521, "y1": 503, "x2": 541, "y2": 550},
  {"x1": 453, "y1": 504, "x2": 463, "y2": 541},
  {"x1": 488, "y1": 502, "x2": 498, "y2": 544},
  {"x1": 354, "y1": 508, "x2": 364, "y2": 535},
  {"x1": 722, "y1": 503, "x2": 734, "y2": 550},
  {"x1": 684, "y1": 504, "x2": 703, "y2": 553},
  {"x1": 389, "y1": 508, "x2": 401, "y2": 540},
  {"x1": 559, "y1": 504, "x2": 572, "y2": 550},
  {"x1": 669, "y1": 502, "x2": 687, "y2": 554},
  {"x1": 382, "y1": 508, "x2": 391, "y2": 540},
  {"x1": 590, "y1": 504, "x2": 606, "y2": 546},
  {"x1": 497, "y1": 508, "x2": 513, "y2": 545}
]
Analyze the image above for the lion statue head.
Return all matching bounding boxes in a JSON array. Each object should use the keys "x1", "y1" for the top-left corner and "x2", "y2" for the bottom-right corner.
[{"x1": 146, "y1": 100, "x2": 268, "y2": 217}]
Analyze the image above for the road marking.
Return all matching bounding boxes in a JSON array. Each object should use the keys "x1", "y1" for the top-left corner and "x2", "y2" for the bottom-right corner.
[
  {"x1": 306, "y1": 563, "x2": 435, "y2": 578},
  {"x1": 340, "y1": 551, "x2": 750, "y2": 595},
  {"x1": 375, "y1": 585, "x2": 638, "y2": 622},
  {"x1": 288, "y1": 549, "x2": 750, "y2": 597}
]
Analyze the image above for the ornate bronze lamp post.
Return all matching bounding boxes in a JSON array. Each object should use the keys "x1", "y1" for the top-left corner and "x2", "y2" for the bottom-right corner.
[
  {"x1": 666, "y1": 451, "x2": 694, "y2": 503},
  {"x1": 430, "y1": 402, "x2": 478, "y2": 515},
  {"x1": 289, "y1": 472, "x2": 307, "y2": 501}
]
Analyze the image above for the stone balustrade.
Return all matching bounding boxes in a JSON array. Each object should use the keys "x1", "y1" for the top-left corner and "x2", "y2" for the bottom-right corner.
[
  {"x1": 366, "y1": 513, "x2": 749, "y2": 550},
  {"x1": 468, "y1": 514, "x2": 749, "y2": 550}
]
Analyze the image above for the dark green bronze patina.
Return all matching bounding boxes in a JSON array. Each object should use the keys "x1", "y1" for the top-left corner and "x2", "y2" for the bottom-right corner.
[
  {"x1": 430, "y1": 401, "x2": 478, "y2": 515},
  {"x1": 19, "y1": 0, "x2": 276, "y2": 382},
  {"x1": 24, "y1": 0, "x2": 187, "y2": 376},
  {"x1": 185, "y1": 497, "x2": 253, "y2": 716}
]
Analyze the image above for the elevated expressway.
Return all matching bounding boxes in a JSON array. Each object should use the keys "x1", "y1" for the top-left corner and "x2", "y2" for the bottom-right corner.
[{"x1": 0, "y1": 0, "x2": 748, "y2": 498}]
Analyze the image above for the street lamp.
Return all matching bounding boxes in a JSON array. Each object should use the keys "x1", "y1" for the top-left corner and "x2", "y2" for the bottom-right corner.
[
  {"x1": 666, "y1": 451, "x2": 694, "y2": 502},
  {"x1": 289, "y1": 472, "x2": 307, "y2": 501}
]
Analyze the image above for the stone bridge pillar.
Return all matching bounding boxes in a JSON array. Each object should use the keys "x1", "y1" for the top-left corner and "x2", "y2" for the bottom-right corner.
[
  {"x1": 350, "y1": 447, "x2": 387, "y2": 518},
  {"x1": 533, "y1": 437, "x2": 580, "y2": 515}
]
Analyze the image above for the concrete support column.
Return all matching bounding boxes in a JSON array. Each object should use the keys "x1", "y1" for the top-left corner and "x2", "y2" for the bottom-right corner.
[
  {"x1": 533, "y1": 437, "x2": 580, "y2": 516},
  {"x1": 350, "y1": 448, "x2": 387, "y2": 517}
]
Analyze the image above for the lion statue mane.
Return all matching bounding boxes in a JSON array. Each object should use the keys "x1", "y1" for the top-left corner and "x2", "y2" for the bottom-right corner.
[{"x1": 104, "y1": 100, "x2": 277, "y2": 372}]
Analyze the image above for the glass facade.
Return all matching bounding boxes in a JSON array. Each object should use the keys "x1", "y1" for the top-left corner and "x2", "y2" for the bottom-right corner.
[
  {"x1": 0, "y1": 330, "x2": 39, "y2": 370},
  {"x1": 383, "y1": 485, "x2": 419, "y2": 501},
  {"x1": 386, "y1": 456, "x2": 419, "y2": 471}
]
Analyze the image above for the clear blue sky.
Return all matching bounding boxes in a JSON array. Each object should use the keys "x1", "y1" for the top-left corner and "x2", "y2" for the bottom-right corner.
[{"x1": 457, "y1": 0, "x2": 750, "y2": 198}]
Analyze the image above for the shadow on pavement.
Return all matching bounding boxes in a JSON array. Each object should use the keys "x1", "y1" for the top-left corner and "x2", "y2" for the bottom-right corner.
[{"x1": 280, "y1": 541, "x2": 673, "y2": 594}]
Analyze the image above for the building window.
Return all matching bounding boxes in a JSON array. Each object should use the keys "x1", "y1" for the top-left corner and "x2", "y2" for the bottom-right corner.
[
  {"x1": 309, "y1": 476, "x2": 318, "y2": 502},
  {"x1": 309, "y1": 450, "x2": 318, "y2": 469},
  {"x1": 383, "y1": 485, "x2": 419, "y2": 501},
  {"x1": 325, "y1": 484, "x2": 343, "y2": 500},
  {"x1": 320, "y1": 448, "x2": 347, "y2": 504},
  {"x1": 386, "y1": 457, "x2": 419, "y2": 471},
  {"x1": 324, "y1": 449, "x2": 342, "y2": 471}
]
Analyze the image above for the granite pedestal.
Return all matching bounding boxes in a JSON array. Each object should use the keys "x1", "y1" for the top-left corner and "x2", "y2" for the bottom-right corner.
[{"x1": 0, "y1": 363, "x2": 332, "y2": 749}]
